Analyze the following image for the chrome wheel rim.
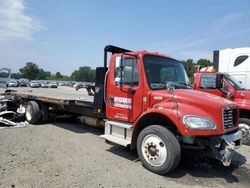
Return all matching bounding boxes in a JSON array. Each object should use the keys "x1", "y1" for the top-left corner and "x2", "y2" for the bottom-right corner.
[
  {"x1": 141, "y1": 134, "x2": 167, "y2": 167},
  {"x1": 239, "y1": 123, "x2": 250, "y2": 130},
  {"x1": 26, "y1": 105, "x2": 32, "y2": 121}
]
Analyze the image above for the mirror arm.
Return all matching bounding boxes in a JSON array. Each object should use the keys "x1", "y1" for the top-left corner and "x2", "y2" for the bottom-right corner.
[
  {"x1": 131, "y1": 58, "x2": 134, "y2": 86},
  {"x1": 119, "y1": 55, "x2": 124, "y2": 86}
]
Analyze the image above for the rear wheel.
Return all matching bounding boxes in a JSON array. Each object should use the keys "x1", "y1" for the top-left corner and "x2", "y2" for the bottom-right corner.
[
  {"x1": 137, "y1": 125, "x2": 181, "y2": 174},
  {"x1": 25, "y1": 101, "x2": 41, "y2": 124}
]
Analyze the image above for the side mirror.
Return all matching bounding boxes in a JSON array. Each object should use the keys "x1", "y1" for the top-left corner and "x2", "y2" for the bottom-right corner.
[
  {"x1": 227, "y1": 90, "x2": 235, "y2": 99},
  {"x1": 216, "y1": 73, "x2": 223, "y2": 89},
  {"x1": 119, "y1": 56, "x2": 124, "y2": 86},
  {"x1": 115, "y1": 56, "x2": 124, "y2": 87}
]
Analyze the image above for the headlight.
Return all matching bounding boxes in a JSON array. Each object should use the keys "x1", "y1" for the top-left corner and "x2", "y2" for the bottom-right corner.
[{"x1": 183, "y1": 115, "x2": 216, "y2": 130}]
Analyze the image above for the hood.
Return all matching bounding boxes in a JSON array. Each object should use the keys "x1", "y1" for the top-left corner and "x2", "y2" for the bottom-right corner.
[
  {"x1": 148, "y1": 89, "x2": 238, "y2": 135},
  {"x1": 149, "y1": 89, "x2": 238, "y2": 135},
  {"x1": 150, "y1": 89, "x2": 237, "y2": 121},
  {"x1": 150, "y1": 89, "x2": 234, "y2": 108}
]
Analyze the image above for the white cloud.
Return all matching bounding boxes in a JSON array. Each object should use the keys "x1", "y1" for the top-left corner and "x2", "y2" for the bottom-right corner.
[
  {"x1": 0, "y1": 0, "x2": 44, "y2": 42},
  {"x1": 213, "y1": 12, "x2": 248, "y2": 30},
  {"x1": 150, "y1": 12, "x2": 250, "y2": 62}
]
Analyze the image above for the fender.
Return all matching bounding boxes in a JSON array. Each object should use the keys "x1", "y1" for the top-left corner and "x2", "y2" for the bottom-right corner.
[{"x1": 130, "y1": 107, "x2": 183, "y2": 150}]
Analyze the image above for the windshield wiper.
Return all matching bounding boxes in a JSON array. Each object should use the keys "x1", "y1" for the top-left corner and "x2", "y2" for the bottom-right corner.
[{"x1": 175, "y1": 81, "x2": 192, "y2": 88}]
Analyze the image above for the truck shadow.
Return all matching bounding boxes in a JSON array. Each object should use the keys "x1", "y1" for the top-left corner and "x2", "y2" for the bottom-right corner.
[
  {"x1": 166, "y1": 150, "x2": 249, "y2": 185},
  {"x1": 50, "y1": 118, "x2": 103, "y2": 135},
  {"x1": 106, "y1": 145, "x2": 138, "y2": 161},
  {"x1": 44, "y1": 119, "x2": 250, "y2": 185},
  {"x1": 106, "y1": 145, "x2": 250, "y2": 185}
]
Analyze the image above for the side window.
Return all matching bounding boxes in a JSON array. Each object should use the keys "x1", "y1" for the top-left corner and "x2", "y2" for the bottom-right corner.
[
  {"x1": 200, "y1": 74, "x2": 216, "y2": 89},
  {"x1": 234, "y1": 55, "x2": 248, "y2": 67},
  {"x1": 114, "y1": 58, "x2": 139, "y2": 86},
  {"x1": 221, "y1": 81, "x2": 228, "y2": 93}
]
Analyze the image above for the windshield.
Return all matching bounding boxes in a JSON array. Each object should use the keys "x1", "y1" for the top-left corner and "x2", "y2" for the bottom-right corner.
[
  {"x1": 224, "y1": 74, "x2": 246, "y2": 90},
  {"x1": 143, "y1": 55, "x2": 190, "y2": 90}
]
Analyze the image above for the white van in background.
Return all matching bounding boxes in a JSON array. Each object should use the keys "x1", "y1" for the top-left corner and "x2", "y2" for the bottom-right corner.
[
  {"x1": 0, "y1": 68, "x2": 11, "y2": 88},
  {"x1": 213, "y1": 47, "x2": 250, "y2": 89}
]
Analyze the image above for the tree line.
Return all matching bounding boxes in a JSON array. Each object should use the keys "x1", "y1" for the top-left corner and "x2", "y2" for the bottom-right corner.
[
  {"x1": 11, "y1": 59, "x2": 212, "y2": 82},
  {"x1": 181, "y1": 58, "x2": 212, "y2": 83},
  {"x1": 11, "y1": 62, "x2": 96, "y2": 82}
]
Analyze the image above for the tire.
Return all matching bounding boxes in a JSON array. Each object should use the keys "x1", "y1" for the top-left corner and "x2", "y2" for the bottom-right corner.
[
  {"x1": 39, "y1": 102, "x2": 49, "y2": 123},
  {"x1": 137, "y1": 125, "x2": 181, "y2": 175},
  {"x1": 25, "y1": 101, "x2": 41, "y2": 124},
  {"x1": 239, "y1": 118, "x2": 250, "y2": 146}
]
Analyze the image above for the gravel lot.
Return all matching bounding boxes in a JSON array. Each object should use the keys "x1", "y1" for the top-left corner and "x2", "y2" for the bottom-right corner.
[
  {"x1": 0, "y1": 121, "x2": 250, "y2": 188},
  {"x1": 0, "y1": 87, "x2": 250, "y2": 188}
]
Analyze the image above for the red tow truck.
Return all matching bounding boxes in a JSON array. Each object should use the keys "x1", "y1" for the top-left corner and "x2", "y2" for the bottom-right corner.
[
  {"x1": 4, "y1": 45, "x2": 243, "y2": 174},
  {"x1": 194, "y1": 71, "x2": 250, "y2": 145}
]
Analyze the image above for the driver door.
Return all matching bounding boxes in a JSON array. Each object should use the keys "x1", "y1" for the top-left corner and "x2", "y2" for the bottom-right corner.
[{"x1": 106, "y1": 56, "x2": 143, "y2": 123}]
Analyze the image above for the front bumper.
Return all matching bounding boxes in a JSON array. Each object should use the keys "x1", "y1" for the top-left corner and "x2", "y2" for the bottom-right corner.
[
  {"x1": 192, "y1": 130, "x2": 242, "y2": 166},
  {"x1": 213, "y1": 130, "x2": 242, "y2": 166}
]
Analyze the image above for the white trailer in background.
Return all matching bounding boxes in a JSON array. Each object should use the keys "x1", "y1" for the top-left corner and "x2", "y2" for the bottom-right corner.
[
  {"x1": 0, "y1": 68, "x2": 11, "y2": 89},
  {"x1": 213, "y1": 47, "x2": 250, "y2": 89}
]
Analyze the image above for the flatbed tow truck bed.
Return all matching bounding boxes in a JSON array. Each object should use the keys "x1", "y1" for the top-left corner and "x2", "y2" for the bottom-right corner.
[
  {"x1": 3, "y1": 87, "x2": 102, "y2": 118},
  {"x1": 7, "y1": 87, "x2": 94, "y2": 106}
]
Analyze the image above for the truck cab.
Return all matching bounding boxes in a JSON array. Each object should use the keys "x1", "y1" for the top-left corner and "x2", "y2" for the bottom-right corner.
[
  {"x1": 194, "y1": 71, "x2": 250, "y2": 144},
  {"x1": 99, "y1": 46, "x2": 242, "y2": 174}
]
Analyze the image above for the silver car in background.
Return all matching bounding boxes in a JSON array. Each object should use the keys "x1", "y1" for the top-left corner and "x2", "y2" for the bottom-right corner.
[
  {"x1": 8, "y1": 79, "x2": 19, "y2": 87},
  {"x1": 29, "y1": 81, "x2": 40, "y2": 88},
  {"x1": 48, "y1": 82, "x2": 58, "y2": 88},
  {"x1": 40, "y1": 81, "x2": 49, "y2": 88}
]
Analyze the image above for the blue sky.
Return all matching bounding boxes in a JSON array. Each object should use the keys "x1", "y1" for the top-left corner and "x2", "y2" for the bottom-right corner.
[{"x1": 0, "y1": 0, "x2": 250, "y2": 75}]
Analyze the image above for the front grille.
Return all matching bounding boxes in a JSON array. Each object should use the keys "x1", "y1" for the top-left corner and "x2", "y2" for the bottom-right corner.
[{"x1": 223, "y1": 108, "x2": 237, "y2": 129}]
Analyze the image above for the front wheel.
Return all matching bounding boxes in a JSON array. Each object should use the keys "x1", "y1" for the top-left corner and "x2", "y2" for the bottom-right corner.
[{"x1": 137, "y1": 125, "x2": 181, "y2": 175}]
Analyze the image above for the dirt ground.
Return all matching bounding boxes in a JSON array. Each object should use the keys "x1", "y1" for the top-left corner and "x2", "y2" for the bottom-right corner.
[
  {"x1": 1, "y1": 87, "x2": 250, "y2": 188},
  {"x1": 0, "y1": 120, "x2": 250, "y2": 188}
]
